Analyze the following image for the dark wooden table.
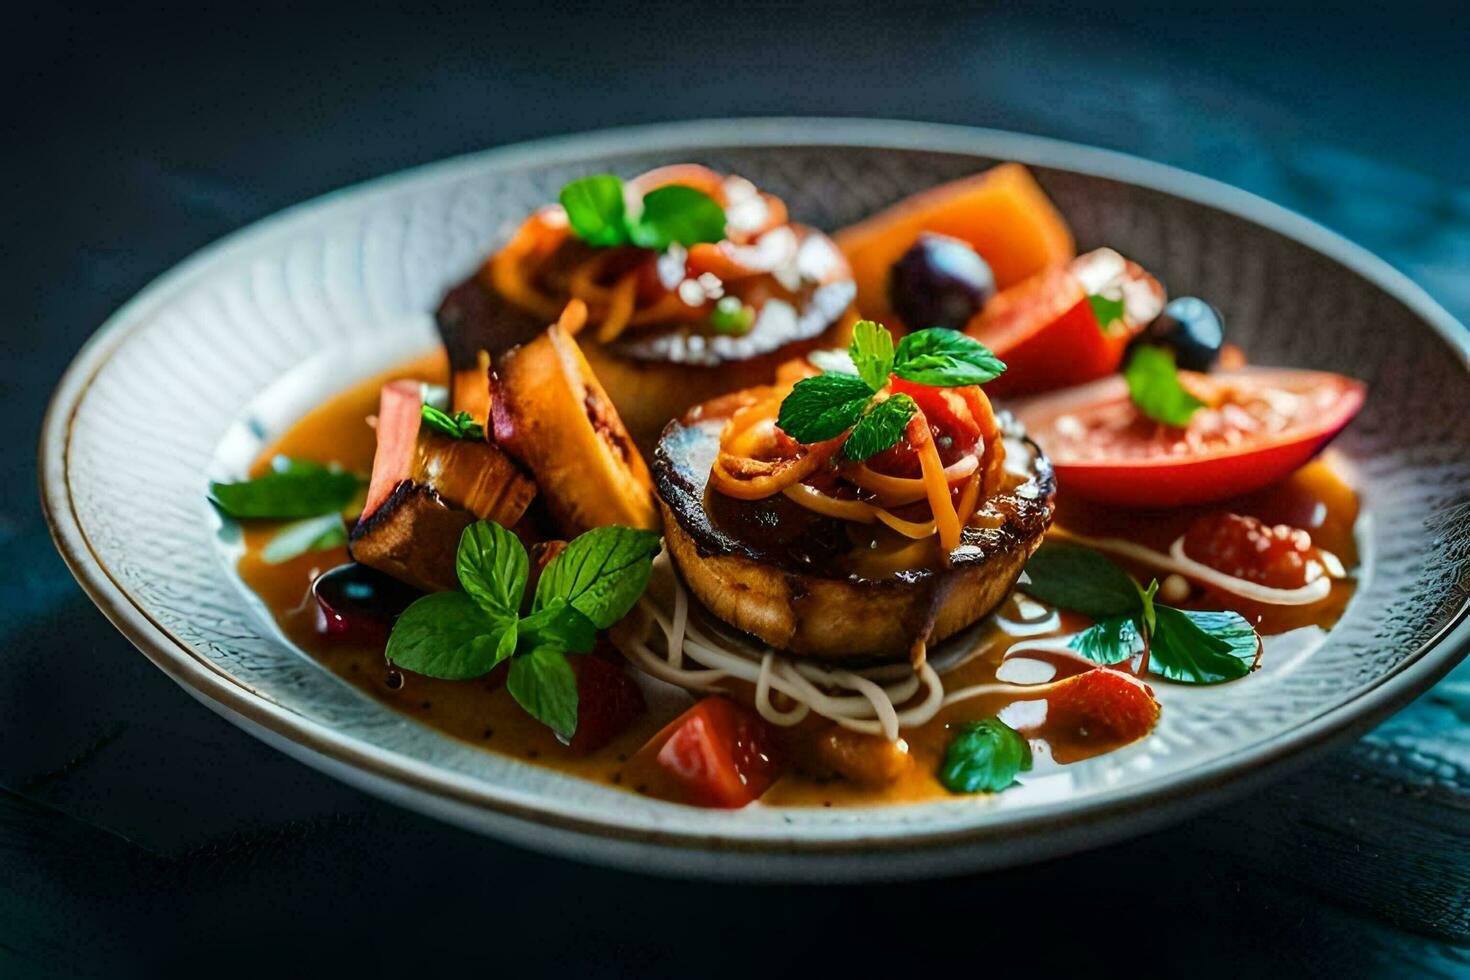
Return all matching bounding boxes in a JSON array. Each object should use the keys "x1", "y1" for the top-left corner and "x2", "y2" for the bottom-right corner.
[{"x1": 5, "y1": 5, "x2": 1467, "y2": 976}]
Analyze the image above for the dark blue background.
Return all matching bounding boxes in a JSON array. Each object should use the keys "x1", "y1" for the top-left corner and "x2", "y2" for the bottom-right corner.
[{"x1": 4, "y1": 4, "x2": 1467, "y2": 976}]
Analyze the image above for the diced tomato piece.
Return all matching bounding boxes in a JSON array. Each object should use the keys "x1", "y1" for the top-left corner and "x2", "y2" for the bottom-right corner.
[
  {"x1": 1042, "y1": 668, "x2": 1158, "y2": 746},
  {"x1": 968, "y1": 249, "x2": 1162, "y2": 398},
  {"x1": 866, "y1": 379, "x2": 984, "y2": 477},
  {"x1": 567, "y1": 650, "x2": 646, "y2": 754},
  {"x1": 627, "y1": 696, "x2": 783, "y2": 808}
]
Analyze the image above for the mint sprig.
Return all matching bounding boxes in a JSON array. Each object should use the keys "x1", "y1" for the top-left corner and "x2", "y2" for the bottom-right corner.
[
  {"x1": 209, "y1": 456, "x2": 363, "y2": 519},
  {"x1": 776, "y1": 321, "x2": 1005, "y2": 461},
  {"x1": 1124, "y1": 344, "x2": 1206, "y2": 427},
  {"x1": 1023, "y1": 541, "x2": 1260, "y2": 684},
  {"x1": 386, "y1": 519, "x2": 661, "y2": 739},
  {"x1": 559, "y1": 174, "x2": 726, "y2": 251},
  {"x1": 422, "y1": 405, "x2": 485, "y2": 441},
  {"x1": 939, "y1": 718, "x2": 1032, "y2": 794}
]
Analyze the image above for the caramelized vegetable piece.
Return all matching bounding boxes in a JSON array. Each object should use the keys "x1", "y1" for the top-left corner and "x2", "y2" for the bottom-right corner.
[
  {"x1": 492, "y1": 322, "x2": 658, "y2": 535},
  {"x1": 351, "y1": 381, "x2": 537, "y2": 592},
  {"x1": 1033, "y1": 668, "x2": 1158, "y2": 762},
  {"x1": 836, "y1": 163, "x2": 1074, "y2": 330},
  {"x1": 626, "y1": 696, "x2": 783, "y2": 808},
  {"x1": 451, "y1": 349, "x2": 493, "y2": 424},
  {"x1": 811, "y1": 726, "x2": 913, "y2": 787},
  {"x1": 567, "y1": 648, "x2": 647, "y2": 754}
]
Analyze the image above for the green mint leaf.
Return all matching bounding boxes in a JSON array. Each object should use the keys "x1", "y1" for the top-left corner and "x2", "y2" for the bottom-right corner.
[
  {"x1": 710, "y1": 296, "x2": 756, "y2": 335},
  {"x1": 1021, "y1": 541, "x2": 1143, "y2": 619},
  {"x1": 627, "y1": 185, "x2": 726, "y2": 250},
  {"x1": 533, "y1": 525, "x2": 662, "y2": 629},
  {"x1": 843, "y1": 393, "x2": 918, "y2": 462},
  {"x1": 519, "y1": 597, "x2": 598, "y2": 654},
  {"x1": 456, "y1": 521, "x2": 529, "y2": 620},
  {"x1": 421, "y1": 404, "x2": 484, "y2": 441},
  {"x1": 260, "y1": 513, "x2": 347, "y2": 565},
  {"x1": 849, "y1": 320, "x2": 895, "y2": 392},
  {"x1": 1087, "y1": 292, "x2": 1128, "y2": 331},
  {"x1": 1069, "y1": 614, "x2": 1143, "y2": 665},
  {"x1": 939, "y1": 718, "x2": 1032, "y2": 794},
  {"x1": 386, "y1": 592, "x2": 516, "y2": 680},
  {"x1": 1125, "y1": 345, "x2": 1206, "y2": 427},
  {"x1": 508, "y1": 646, "x2": 580, "y2": 740},
  {"x1": 776, "y1": 373, "x2": 875, "y2": 443},
  {"x1": 559, "y1": 175, "x2": 629, "y2": 247},
  {"x1": 892, "y1": 328, "x2": 1006, "y2": 386},
  {"x1": 1148, "y1": 607, "x2": 1259, "y2": 684},
  {"x1": 209, "y1": 457, "x2": 362, "y2": 519},
  {"x1": 807, "y1": 348, "x2": 858, "y2": 375}
]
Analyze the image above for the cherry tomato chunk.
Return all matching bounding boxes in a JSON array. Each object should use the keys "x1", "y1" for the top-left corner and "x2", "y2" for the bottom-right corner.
[
  {"x1": 627, "y1": 696, "x2": 783, "y2": 808},
  {"x1": 1182, "y1": 513, "x2": 1318, "y2": 590},
  {"x1": 567, "y1": 648, "x2": 646, "y2": 754}
]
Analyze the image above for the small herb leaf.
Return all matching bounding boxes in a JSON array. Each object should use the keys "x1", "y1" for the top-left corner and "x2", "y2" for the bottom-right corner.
[
  {"x1": 1149, "y1": 607, "x2": 1259, "y2": 684},
  {"x1": 939, "y1": 718, "x2": 1033, "y2": 794},
  {"x1": 533, "y1": 525, "x2": 662, "y2": 629},
  {"x1": 456, "y1": 521, "x2": 528, "y2": 620},
  {"x1": 1069, "y1": 614, "x2": 1143, "y2": 665},
  {"x1": 260, "y1": 513, "x2": 347, "y2": 565},
  {"x1": 1022, "y1": 541, "x2": 1143, "y2": 620},
  {"x1": 776, "y1": 373, "x2": 876, "y2": 444},
  {"x1": 850, "y1": 319, "x2": 896, "y2": 392},
  {"x1": 559, "y1": 175, "x2": 629, "y2": 247},
  {"x1": 519, "y1": 597, "x2": 598, "y2": 654},
  {"x1": 893, "y1": 328, "x2": 1006, "y2": 386},
  {"x1": 710, "y1": 296, "x2": 755, "y2": 335},
  {"x1": 508, "y1": 647, "x2": 580, "y2": 740},
  {"x1": 1087, "y1": 293, "x2": 1128, "y2": 331},
  {"x1": 421, "y1": 405, "x2": 485, "y2": 441},
  {"x1": 627, "y1": 185, "x2": 727, "y2": 250},
  {"x1": 843, "y1": 393, "x2": 918, "y2": 462},
  {"x1": 386, "y1": 592, "x2": 515, "y2": 680},
  {"x1": 209, "y1": 458, "x2": 362, "y2": 520},
  {"x1": 1125, "y1": 345, "x2": 1206, "y2": 427}
]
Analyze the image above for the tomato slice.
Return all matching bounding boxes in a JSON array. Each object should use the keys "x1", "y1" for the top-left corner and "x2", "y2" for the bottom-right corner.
[
  {"x1": 968, "y1": 248, "x2": 1163, "y2": 398},
  {"x1": 1014, "y1": 367, "x2": 1366, "y2": 507},
  {"x1": 626, "y1": 696, "x2": 783, "y2": 808}
]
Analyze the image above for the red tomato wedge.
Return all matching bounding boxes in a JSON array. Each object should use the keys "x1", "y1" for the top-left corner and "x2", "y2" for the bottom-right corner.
[
  {"x1": 968, "y1": 248, "x2": 1164, "y2": 398},
  {"x1": 1014, "y1": 367, "x2": 1366, "y2": 507},
  {"x1": 626, "y1": 696, "x2": 783, "y2": 808}
]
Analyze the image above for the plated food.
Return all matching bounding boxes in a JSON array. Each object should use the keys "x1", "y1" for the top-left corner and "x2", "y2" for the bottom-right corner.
[{"x1": 209, "y1": 160, "x2": 1369, "y2": 810}]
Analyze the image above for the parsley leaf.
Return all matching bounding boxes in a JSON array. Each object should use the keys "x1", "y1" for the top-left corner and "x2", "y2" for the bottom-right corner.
[
  {"x1": 456, "y1": 521, "x2": 528, "y2": 620},
  {"x1": 421, "y1": 405, "x2": 484, "y2": 441},
  {"x1": 844, "y1": 393, "x2": 918, "y2": 462},
  {"x1": 1022, "y1": 541, "x2": 1142, "y2": 619},
  {"x1": 559, "y1": 174, "x2": 629, "y2": 247},
  {"x1": 776, "y1": 373, "x2": 875, "y2": 443},
  {"x1": 893, "y1": 328, "x2": 1006, "y2": 386},
  {"x1": 209, "y1": 457, "x2": 362, "y2": 519},
  {"x1": 628, "y1": 184, "x2": 727, "y2": 249},
  {"x1": 1069, "y1": 614, "x2": 1142, "y2": 665},
  {"x1": 533, "y1": 525, "x2": 662, "y2": 629},
  {"x1": 939, "y1": 718, "x2": 1032, "y2": 793},
  {"x1": 508, "y1": 647, "x2": 580, "y2": 741},
  {"x1": 1149, "y1": 607, "x2": 1258, "y2": 684},
  {"x1": 1087, "y1": 293, "x2": 1127, "y2": 331},
  {"x1": 386, "y1": 592, "x2": 517, "y2": 680},
  {"x1": 1125, "y1": 345, "x2": 1206, "y2": 427},
  {"x1": 850, "y1": 319, "x2": 896, "y2": 391},
  {"x1": 260, "y1": 513, "x2": 347, "y2": 565}
]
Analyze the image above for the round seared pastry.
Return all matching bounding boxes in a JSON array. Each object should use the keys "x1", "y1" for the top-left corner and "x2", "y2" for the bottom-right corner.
[
  {"x1": 436, "y1": 165, "x2": 856, "y2": 451},
  {"x1": 653, "y1": 389, "x2": 1056, "y2": 663}
]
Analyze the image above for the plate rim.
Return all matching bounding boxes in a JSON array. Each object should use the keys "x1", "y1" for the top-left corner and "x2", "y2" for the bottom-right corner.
[{"x1": 38, "y1": 117, "x2": 1470, "y2": 875}]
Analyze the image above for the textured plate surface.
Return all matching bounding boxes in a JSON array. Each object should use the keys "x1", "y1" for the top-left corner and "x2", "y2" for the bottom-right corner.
[{"x1": 41, "y1": 119, "x2": 1470, "y2": 880}]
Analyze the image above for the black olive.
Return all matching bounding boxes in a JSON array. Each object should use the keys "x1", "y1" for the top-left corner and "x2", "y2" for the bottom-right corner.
[
  {"x1": 1140, "y1": 297, "x2": 1225, "y2": 371},
  {"x1": 888, "y1": 233, "x2": 996, "y2": 331},
  {"x1": 312, "y1": 562, "x2": 421, "y2": 644}
]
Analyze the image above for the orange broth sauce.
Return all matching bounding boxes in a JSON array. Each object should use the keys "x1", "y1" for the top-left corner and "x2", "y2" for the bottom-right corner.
[{"x1": 236, "y1": 355, "x2": 1361, "y2": 808}]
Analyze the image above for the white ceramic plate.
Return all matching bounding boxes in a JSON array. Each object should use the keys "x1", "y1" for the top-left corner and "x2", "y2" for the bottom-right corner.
[{"x1": 41, "y1": 119, "x2": 1470, "y2": 881}]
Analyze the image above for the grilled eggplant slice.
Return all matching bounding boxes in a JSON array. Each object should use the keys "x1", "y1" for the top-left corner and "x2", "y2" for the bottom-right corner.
[
  {"x1": 350, "y1": 380, "x2": 536, "y2": 592},
  {"x1": 492, "y1": 325, "x2": 657, "y2": 535},
  {"x1": 653, "y1": 404, "x2": 1056, "y2": 662}
]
